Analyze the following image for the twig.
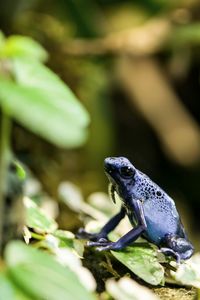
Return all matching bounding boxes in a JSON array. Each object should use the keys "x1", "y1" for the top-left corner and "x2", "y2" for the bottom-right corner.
[
  {"x1": 61, "y1": 19, "x2": 171, "y2": 56},
  {"x1": 116, "y1": 56, "x2": 200, "y2": 166}
]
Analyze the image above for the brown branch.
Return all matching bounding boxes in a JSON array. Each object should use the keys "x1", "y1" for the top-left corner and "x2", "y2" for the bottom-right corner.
[
  {"x1": 116, "y1": 56, "x2": 200, "y2": 166},
  {"x1": 61, "y1": 19, "x2": 171, "y2": 56}
]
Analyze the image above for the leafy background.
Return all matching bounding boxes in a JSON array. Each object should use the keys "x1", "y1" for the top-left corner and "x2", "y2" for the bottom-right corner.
[{"x1": 1, "y1": 0, "x2": 200, "y2": 299}]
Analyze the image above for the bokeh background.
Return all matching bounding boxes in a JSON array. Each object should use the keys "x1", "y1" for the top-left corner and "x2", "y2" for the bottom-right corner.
[{"x1": 1, "y1": 0, "x2": 200, "y2": 249}]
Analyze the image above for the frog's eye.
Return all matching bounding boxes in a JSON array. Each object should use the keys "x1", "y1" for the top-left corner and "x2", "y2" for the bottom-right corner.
[{"x1": 120, "y1": 166, "x2": 135, "y2": 178}]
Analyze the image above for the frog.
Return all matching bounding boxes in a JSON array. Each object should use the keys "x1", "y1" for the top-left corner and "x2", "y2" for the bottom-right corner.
[{"x1": 77, "y1": 157, "x2": 194, "y2": 263}]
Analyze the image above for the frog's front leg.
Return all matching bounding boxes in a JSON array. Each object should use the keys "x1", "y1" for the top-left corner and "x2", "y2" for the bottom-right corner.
[
  {"x1": 89, "y1": 200, "x2": 147, "y2": 251},
  {"x1": 76, "y1": 207, "x2": 126, "y2": 241},
  {"x1": 160, "y1": 233, "x2": 194, "y2": 263}
]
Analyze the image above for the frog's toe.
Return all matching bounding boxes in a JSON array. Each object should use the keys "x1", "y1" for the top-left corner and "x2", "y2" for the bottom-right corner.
[
  {"x1": 76, "y1": 228, "x2": 107, "y2": 241},
  {"x1": 87, "y1": 240, "x2": 110, "y2": 247},
  {"x1": 98, "y1": 238, "x2": 109, "y2": 243},
  {"x1": 96, "y1": 242, "x2": 115, "y2": 251},
  {"x1": 159, "y1": 247, "x2": 181, "y2": 264},
  {"x1": 161, "y1": 234, "x2": 194, "y2": 262},
  {"x1": 179, "y1": 248, "x2": 194, "y2": 261}
]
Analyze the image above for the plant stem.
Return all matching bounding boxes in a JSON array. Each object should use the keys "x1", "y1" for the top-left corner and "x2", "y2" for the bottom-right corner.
[
  {"x1": 0, "y1": 111, "x2": 11, "y2": 255},
  {"x1": 31, "y1": 232, "x2": 45, "y2": 241}
]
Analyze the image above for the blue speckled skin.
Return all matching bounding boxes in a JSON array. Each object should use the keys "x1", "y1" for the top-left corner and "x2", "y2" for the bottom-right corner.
[{"x1": 77, "y1": 157, "x2": 194, "y2": 262}]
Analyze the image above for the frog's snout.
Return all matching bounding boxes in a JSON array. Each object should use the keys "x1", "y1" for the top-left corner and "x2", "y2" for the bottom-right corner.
[
  {"x1": 104, "y1": 157, "x2": 116, "y2": 174},
  {"x1": 104, "y1": 156, "x2": 132, "y2": 174},
  {"x1": 104, "y1": 157, "x2": 116, "y2": 164}
]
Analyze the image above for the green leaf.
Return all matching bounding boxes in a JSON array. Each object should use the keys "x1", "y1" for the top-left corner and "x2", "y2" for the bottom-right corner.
[
  {"x1": 12, "y1": 57, "x2": 90, "y2": 128},
  {"x1": 13, "y1": 160, "x2": 26, "y2": 180},
  {"x1": 0, "y1": 35, "x2": 48, "y2": 62},
  {"x1": 54, "y1": 230, "x2": 84, "y2": 257},
  {"x1": 0, "y1": 75, "x2": 89, "y2": 148},
  {"x1": 171, "y1": 253, "x2": 200, "y2": 288},
  {"x1": 0, "y1": 273, "x2": 31, "y2": 300},
  {"x1": 111, "y1": 244, "x2": 164, "y2": 285},
  {"x1": 54, "y1": 230, "x2": 75, "y2": 247},
  {"x1": 0, "y1": 273, "x2": 15, "y2": 300},
  {"x1": 24, "y1": 197, "x2": 58, "y2": 233},
  {"x1": 5, "y1": 241, "x2": 96, "y2": 300}
]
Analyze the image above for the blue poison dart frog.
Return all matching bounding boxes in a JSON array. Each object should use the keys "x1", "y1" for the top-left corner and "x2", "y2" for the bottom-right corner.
[{"x1": 77, "y1": 157, "x2": 194, "y2": 263}]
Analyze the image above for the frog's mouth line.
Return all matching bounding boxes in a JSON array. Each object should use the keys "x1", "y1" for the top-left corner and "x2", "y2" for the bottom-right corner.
[
  {"x1": 104, "y1": 164, "x2": 115, "y2": 173},
  {"x1": 108, "y1": 183, "x2": 117, "y2": 204},
  {"x1": 104, "y1": 170, "x2": 116, "y2": 184}
]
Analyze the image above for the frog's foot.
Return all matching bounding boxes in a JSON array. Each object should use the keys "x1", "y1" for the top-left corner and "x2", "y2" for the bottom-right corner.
[
  {"x1": 76, "y1": 228, "x2": 108, "y2": 242},
  {"x1": 159, "y1": 247, "x2": 181, "y2": 264},
  {"x1": 161, "y1": 233, "x2": 194, "y2": 263},
  {"x1": 88, "y1": 240, "x2": 120, "y2": 251}
]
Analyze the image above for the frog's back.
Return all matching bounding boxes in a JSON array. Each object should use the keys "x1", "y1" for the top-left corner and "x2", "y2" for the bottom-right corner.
[
  {"x1": 130, "y1": 170, "x2": 186, "y2": 245},
  {"x1": 142, "y1": 194, "x2": 185, "y2": 244}
]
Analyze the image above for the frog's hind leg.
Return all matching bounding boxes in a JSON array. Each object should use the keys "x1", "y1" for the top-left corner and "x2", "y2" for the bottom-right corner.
[
  {"x1": 76, "y1": 206, "x2": 126, "y2": 241},
  {"x1": 160, "y1": 233, "x2": 194, "y2": 263},
  {"x1": 159, "y1": 247, "x2": 181, "y2": 263}
]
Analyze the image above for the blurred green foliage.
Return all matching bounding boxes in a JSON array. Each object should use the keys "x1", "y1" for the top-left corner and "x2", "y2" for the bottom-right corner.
[
  {"x1": 0, "y1": 193, "x2": 198, "y2": 299},
  {"x1": 1, "y1": 241, "x2": 95, "y2": 300},
  {"x1": 0, "y1": 32, "x2": 90, "y2": 148},
  {"x1": 1, "y1": 1, "x2": 200, "y2": 299}
]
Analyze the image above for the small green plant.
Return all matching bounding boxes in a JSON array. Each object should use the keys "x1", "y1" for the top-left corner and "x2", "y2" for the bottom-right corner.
[
  {"x1": 0, "y1": 30, "x2": 199, "y2": 300},
  {"x1": 0, "y1": 195, "x2": 97, "y2": 299},
  {"x1": 0, "y1": 31, "x2": 90, "y2": 253}
]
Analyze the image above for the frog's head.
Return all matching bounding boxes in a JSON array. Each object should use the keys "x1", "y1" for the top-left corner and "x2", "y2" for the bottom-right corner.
[{"x1": 104, "y1": 157, "x2": 136, "y2": 196}]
